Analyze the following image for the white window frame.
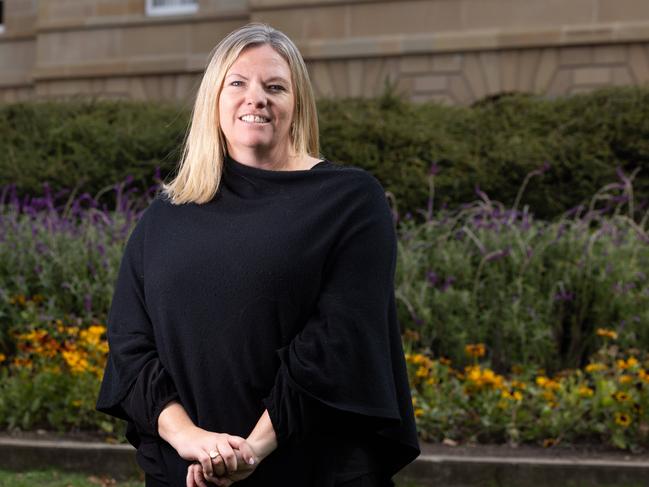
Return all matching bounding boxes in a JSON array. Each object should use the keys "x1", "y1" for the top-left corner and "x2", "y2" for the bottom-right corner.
[{"x1": 145, "y1": 0, "x2": 198, "y2": 17}]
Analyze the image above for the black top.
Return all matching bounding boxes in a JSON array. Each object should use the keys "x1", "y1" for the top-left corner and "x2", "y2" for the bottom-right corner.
[{"x1": 96, "y1": 156, "x2": 420, "y2": 486}]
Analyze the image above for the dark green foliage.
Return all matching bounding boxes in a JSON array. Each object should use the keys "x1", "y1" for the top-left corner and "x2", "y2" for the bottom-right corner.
[
  {"x1": 2, "y1": 87, "x2": 649, "y2": 219},
  {"x1": 0, "y1": 99, "x2": 186, "y2": 200}
]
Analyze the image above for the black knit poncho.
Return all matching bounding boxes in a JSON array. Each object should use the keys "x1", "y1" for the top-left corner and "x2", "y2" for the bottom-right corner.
[{"x1": 96, "y1": 156, "x2": 420, "y2": 486}]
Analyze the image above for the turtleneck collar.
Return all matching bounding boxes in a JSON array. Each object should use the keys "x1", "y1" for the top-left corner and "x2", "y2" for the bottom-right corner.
[
  {"x1": 221, "y1": 155, "x2": 331, "y2": 200},
  {"x1": 224, "y1": 155, "x2": 327, "y2": 177}
]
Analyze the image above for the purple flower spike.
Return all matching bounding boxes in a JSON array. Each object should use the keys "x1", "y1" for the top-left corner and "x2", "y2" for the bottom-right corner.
[
  {"x1": 440, "y1": 276, "x2": 456, "y2": 292},
  {"x1": 429, "y1": 163, "x2": 440, "y2": 176},
  {"x1": 427, "y1": 271, "x2": 439, "y2": 287},
  {"x1": 616, "y1": 166, "x2": 631, "y2": 185},
  {"x1": 486, "y1": 247, "x2": 510, "y2": 262},
  {"x1": 84, "y1": 293, "x2": 92, "y2": 314},
  {"x1": 554, "y1": 290, "x2": 574, "y2": 302}
]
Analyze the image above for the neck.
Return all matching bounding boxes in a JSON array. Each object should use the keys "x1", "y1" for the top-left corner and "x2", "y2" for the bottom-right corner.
[{"x1": 227, "y1": 144, "x2": 301, "y2": 171}]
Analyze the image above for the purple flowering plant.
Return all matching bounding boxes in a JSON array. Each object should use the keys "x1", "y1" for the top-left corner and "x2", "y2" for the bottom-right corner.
[{"x1": 394, "y1": 164, "x2": 649, "y2": 373}]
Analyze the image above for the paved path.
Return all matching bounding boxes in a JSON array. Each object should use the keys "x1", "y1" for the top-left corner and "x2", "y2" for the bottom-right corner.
[{"x1": 1, "y1": 436, "x2": 648, "y2": 486}]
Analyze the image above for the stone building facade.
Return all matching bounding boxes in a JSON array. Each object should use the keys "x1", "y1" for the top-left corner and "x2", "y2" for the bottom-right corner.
[{"x1": 1, "y1": 0, "x2": 649, "y2": 105}]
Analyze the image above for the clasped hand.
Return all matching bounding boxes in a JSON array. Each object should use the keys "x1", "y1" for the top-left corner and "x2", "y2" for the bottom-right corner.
[{"x1": 174, "y1": 427, "x2": 260, "y2": 487}]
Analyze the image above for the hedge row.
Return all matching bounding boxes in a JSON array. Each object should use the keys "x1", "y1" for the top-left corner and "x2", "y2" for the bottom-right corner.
[{"x1": 2, "y1": 86, "x2": 649, "y2": 219}]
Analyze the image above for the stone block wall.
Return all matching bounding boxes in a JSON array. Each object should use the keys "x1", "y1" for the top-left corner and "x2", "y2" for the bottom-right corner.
[{"x1": 1, "y1": 0, "x2": 649, "y2": 104}]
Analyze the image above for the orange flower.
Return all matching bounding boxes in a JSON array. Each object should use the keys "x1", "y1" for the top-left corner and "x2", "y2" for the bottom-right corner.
[
  {"x1": 542, "y1": 438, "x2": 557, "y2": 448},
  {"x1": 619, "y1": 375, "x2": 633, "y2": 385},
  {"x1": 465, "y1": 343, "x2": 486, "y2": 358},
  {"x1": 578, "y1": 386, "x2": 594, "y2": 398},
  {"x1": 595, "y1": 328, "x2": 618, "y2": 340},
  {"x1": 585, "y1": 363, "x2": 606, "y2": 373},
  {"x1": 617, "y1": 358, "x2": 639, "y2": 371}
]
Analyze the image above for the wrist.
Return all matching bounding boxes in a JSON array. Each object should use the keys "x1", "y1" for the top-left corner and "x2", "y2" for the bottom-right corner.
[
  {"x1": 246, "y1": 409, "x2": 278, "y2": 462},
  {"x1": 246, "y1": 434, "x2": 277, "y2": 462},
  {"x1": 157, "y1": 401, "x2": 197, "y2": 450}
]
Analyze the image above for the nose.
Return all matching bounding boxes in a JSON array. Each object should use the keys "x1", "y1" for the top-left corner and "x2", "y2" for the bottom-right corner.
[{"x1": 246, "y1": 83, "x2": 267, "y2": 108}]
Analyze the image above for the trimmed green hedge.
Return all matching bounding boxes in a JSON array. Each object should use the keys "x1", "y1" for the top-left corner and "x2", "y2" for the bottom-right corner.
[{"x1": 2, "y1": 86, "x2": 649, "y2": 219}]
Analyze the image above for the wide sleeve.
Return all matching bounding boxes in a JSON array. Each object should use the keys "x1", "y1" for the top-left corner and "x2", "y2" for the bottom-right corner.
[
  {"x1": 262, "y1": 173, "x2": 420, "y2": 475},
  {"x1": 96, "y1": 210, "x2": 179, "y2": 443}
]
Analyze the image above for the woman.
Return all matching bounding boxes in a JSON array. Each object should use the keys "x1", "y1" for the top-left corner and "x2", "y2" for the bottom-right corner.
[{"x1": 96, "y1": 23, "x2": 420, "y2": 487}]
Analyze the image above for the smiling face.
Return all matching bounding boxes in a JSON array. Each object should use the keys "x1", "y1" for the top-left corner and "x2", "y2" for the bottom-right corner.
[{"x1": 218, "y1": 43, "x2": 295, "y2": 163}]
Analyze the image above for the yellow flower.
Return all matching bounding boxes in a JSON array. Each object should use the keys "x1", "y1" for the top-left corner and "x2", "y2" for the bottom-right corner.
[
  {"x1": 79, "y1": 325, "x2": 106, "y2": 346},
  {"x1": 613, "y1": 391, "x2": 631, "y2": 402},
  {"x1": 426, "y1": 377, "x2": 438, "y2": 385},
  {"x1": 414, "y1": 408, "x2": 424, "y2": 418},
  {"x1": 403, "y1": 329, "x2": 420, "y2": 342},
  {"x1": 465, "y1": 343, "x2": 486, "y2": 358},
  {"x1": 62, "y1": 350, "x2": 90, "y2": 374},
  {"x1": 511, "y1": 380, "x2": 527, "y2": 390},
  {"x1": 638, "y1": 369, "x2": 649, "y2": 384},
  {"x1": 546, "y1": 380, "x2": 560, "y2": 391},
  {"x1": 614, "y1": 412, "x2": 632, "y2": 427},
  {"x1": 617, "y1": 358, "x2": 638, "y2": 371},
  {"x1": 578, "y1": 386, "x2": 594, "y2": 398},
  {"x1": 595, "y1": 328, "x2": 618, "y2": 340},
  {"x1": 12, "y1": 357, "x2": 33, "y2": 368},
  {"x1": 619, "y1": 375, "x2": 633, "y2": 385},
  {"x1": 542, "y1": 390, "x2": 556, "y2": 402},
  {"x1": 465, "y1": 366, "x2": 505, "y2": 390},
  {"x1": 585, "y1": 363, "x2": 606, "y2": 373},
  {"x1": 501, "y1": 390, "x2": 523, "y2": 402},
  {"x1": 9, "y1": 294, "x2": 26, "y2": 306},
  {"x1": 536, "y1": 376, "x2": 560, "y2": 390},
  {"x1": 411, "y1": 397, "x2": 417, "y2": 406},
  {"x1": 0, "y1": 353, "x2": 5, "y2": 362},
  {"x1": 466, "y1": 365, "x2": 482, "y2": 383},
  {"x1": 439, "y1": 357, "x2": 452, "y2": 366},
  {"x1": 18, "y1": 329, "x2": 48, "y2": 343},
  {"x1": 416, "y1": 366, "x2": 430, "y2": 378},
  {"x1": 542, "y1": 438, "x2": 557, "y2": 448}
]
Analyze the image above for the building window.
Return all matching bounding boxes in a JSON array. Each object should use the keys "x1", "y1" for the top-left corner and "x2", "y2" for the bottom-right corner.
[
  {"x1": 146, "y1": 0, "x2": 198, "y2": 16},
  {"x1": 0, "y1": 0, "x2": 5, "y2": 34}
]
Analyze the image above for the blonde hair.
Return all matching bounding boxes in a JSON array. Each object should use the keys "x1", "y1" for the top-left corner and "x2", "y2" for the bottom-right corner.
[{"x1": 161, "y1": 23, "x2": 320, "y2": 205}]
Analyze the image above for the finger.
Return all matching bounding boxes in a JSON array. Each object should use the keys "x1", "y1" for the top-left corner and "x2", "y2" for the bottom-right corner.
[
  {"x1": 216, "y1": 440, "x2": 238, "y2": 474},
  {"x1": 197, "y1": 452, "x2": 214, "y2": 477},
  {"x1": 226, "y1": 437, "x2": 256, "y2": 466},
  {"x1": 214, "y1": 477, "x2": 232, "y2": 487},
  {"x1": 236, "y1": 441, "x2": 257, "y2": 466},
  {"x1": 193, "y1": 464, "x2": 208, "y2": 487},
  {"x1": 211, "y1": 454, "x2": 226, "y2": 477},
  {"x1": 187, "y1": 464, "x2": 203, "y2": 487}
]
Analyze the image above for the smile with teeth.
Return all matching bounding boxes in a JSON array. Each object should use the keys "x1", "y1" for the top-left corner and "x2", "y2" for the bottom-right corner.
[{"x1": 239, "y1": 115, "x2": 271, "y2": 123}]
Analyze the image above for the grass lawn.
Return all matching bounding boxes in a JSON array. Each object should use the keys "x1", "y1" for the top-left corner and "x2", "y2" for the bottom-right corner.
[
  {"x1": 0, "y1": 469, "x2": 143, "y2": 487},
  {"x1": 0, "y1": 470, "x2": 644, "y2": 487},
  {"x1": 0, "y1": 470, "x2": 426, "y2": 487}
]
